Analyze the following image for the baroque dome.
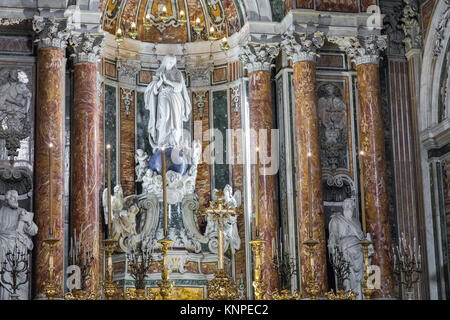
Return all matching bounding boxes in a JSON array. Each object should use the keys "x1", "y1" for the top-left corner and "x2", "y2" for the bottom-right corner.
[{"x1": 101, "y1": 0, "x2": 245, "y2": 44}]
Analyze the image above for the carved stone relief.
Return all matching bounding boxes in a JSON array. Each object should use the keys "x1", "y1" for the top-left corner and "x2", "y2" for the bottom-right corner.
[{"x1": 317, "y1": 83, "x2": 348, "y2": 171}]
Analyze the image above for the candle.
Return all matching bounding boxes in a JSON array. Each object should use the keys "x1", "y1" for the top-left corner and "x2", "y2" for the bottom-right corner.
[
  {"x1": 161, "y1": 148, "x2": 167, "y2": 237},
  {"x1": 180, "y1": 10, "x2": 185, "y2": 17},
  {"x1": 307, "y1": 152, "x2": 313, "y2": 239},
  {"x1": 106, "y1": 144, "x2": 112, "y2": 239},
  {"x1": 49, "y1": 143, "x2": 54, "y2": 237},
  {"x1": 359, "y1": 151, "x2": 367, "y2": 234},
  {"x1": 195, "y1": 17, "x2": 200, "y2": 25},
  {"x1": 255, "y1": 147, "x2": 260, "y2": 239}
]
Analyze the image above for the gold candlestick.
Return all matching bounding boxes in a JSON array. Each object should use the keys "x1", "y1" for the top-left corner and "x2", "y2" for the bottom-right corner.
[
  {"x1": 161, "y1": 148, "x2": 168, "y2": 237},
  {"x1": 43, "y1": 237, "x2": 60, "y2": 300},
  {"x1": 157, "y1": 238, "x2": 174, "y2": 300},
  {"x1": 102, "y1": 239, "x2": 122, "y2": 300},
  {"x1": 106, "y1": 144, "x2": 112, "y2": 239},
  {"x1": 202, "y1": 190, "x2": 240, "y2": 300},
  {"x1": 250, "y1": 239, "x2": 267, "y2": 300},
  {"x1": 307, "y1": 152, "x2": 313, "y2": 238},
  {"x1": 303, "y1": 238, "x2": 320, "y2": 300},
  {"x1": 255, "y1": 147, "x2": 260, "y2": 238},
  {"x1": 359, "y1": 151, "x2": 367, "y2": 234},
  {"x1": 48, "y1": 143, "x2": 54, "y2": 237}
]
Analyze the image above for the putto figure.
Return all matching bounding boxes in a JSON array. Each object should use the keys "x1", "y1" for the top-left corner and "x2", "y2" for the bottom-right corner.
[{"x1": 144, "y1": 55, "x2": 191, "y2": 150}]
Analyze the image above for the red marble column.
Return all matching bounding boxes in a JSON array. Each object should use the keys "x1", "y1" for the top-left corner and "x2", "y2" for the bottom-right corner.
[
  {"x1": 71, "y1": 61, "x2": 101, "y2": 292},
  {"x1": 70, "y1": 32, "x2": 104, "y2": 293},
  {"x1": 357, "y1": 62, "x2": 394, "y2": 298},
  {"x1": 33, "y1": 47, "x2": 66, "y2": 299},
  {"x1": 281, "y1": 30, "x2": 327, "y2": 296},
  {"x1": 249, "y1": 70, "x2": 279, "y2": 298},
  {"x1": 292, "y1": 61, "x2": 328, "y2": 295}
]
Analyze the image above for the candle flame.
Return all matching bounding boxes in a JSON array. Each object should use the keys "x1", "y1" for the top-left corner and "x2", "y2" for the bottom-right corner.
[
  {"x1": 131, "y1": 22, "x2": 136, "y2": 28},
  {"x1": 106, "y1": 144, "x2": 111, "y2": 150},
  {"x1": 49, "y1": 143, "x2": 54, "y2": 148},
  {"x1": 307, "y1": 152, "x2": 312, "y2": 157},
  {"x1": 360, "y1": 150, "x2": 365, "y2": 156},
  {"x1": 222, "y1": 36, "x2": 228, "y2": 43},
  {"x1": 196, "y1": 17, "x2": 200, "y2": 24},
  {"x1": 180, "y1": 10, "x2": 185, "y2": 17},
  {"x1": 162, "y1": 6, "x2": 167, "y2": 13},
  {"x1": 210, "y1": 26, "x2": 215, "y2": 33}
]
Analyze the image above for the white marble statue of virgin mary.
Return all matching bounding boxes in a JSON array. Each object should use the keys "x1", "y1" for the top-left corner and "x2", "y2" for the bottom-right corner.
[{"x1": 144, "y1": 56, "x2": 191, "y2": 150}]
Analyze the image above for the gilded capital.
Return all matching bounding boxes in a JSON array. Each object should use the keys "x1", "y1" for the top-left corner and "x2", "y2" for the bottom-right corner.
[
  {"x1": 33, "y1": 16, "x2": 72, "y2": 50},
  {"x1": 281, "y1": 30, "x2": 325, "y2": 63},
  {"x1": 328, "y1": 35, "x2": 387, "y2": 66},
  {"x1": 70, "y1": 32, "x2": 104, "y2": 64},
  {"x1": 239, "y1": 42, "x2": 280, "y2": 74}
]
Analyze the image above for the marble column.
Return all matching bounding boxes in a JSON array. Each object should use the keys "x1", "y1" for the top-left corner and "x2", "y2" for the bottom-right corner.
[
  {"x1": 281, "y1": 30, "x2": 328, "y2": 295},
  {"x1": 343, "y1": 35, "x2": 394, "y2": 297},
  {"x1": 32, "y1": 17, "x2": 71, "y2": 299},
  {"x1": 240, "y1": 43, "x2": 280, "y2": 298},
  {"x1": 70, "y1": 32, "x2": 104, "y2": 292}
]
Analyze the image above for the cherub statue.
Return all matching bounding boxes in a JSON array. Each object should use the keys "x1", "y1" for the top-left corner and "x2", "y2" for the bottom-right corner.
[
  {"x1": 102, "y1": 185, "x2": 125, "y2": 225},
  {"x1": 135, "y1": 149, "x2": 149, "y2": 182},
  {"x1": 223, "y1": 184, "x2": 241, "y2": 209}
]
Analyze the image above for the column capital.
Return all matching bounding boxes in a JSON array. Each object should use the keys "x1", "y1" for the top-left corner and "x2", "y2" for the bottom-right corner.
[
  {"x1": 239, "y1": 42, "x2": 280, "y2": 74},
  {"x1": 32, "y1": 16, "x2": 72, "y2": 50},
  {"x1": 400, "y1": 0, "x2": 422, "y2": 52},
  {"x1": 70, "y1": 32, "x2": 104, "y2": 65},
  {"x1": 328, "y1": 35, "x2": 387, "y2": 66},
  {"x1": 281, "y1": 30, "x2": 325, "y2": 63}
]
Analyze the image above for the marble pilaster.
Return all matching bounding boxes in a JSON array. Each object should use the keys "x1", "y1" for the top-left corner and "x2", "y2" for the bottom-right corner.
[
  {"x1": 70, "y1": 32, "x2": 104, "y2": 292},
  {"x1": 281, "y1": 30, "x2": 328, "y2": 295},
  {"x1": 32, "y1": 17, "x2": 70, "y2": 299},
  {"x1": 240, "y1": 42, "x2": 280, "y2": 298}
]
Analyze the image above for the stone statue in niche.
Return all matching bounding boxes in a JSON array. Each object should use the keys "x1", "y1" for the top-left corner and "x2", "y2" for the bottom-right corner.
[
  {"x1": 0, "y1": 190, "x2": 37, "y2": 300},
  {"x1": 144, "y1": 55, "x2": 192, "y2": 151},
  {"x1": 317, "y1": 83, "x2": 348, "y2": 170},
  {"x1": 0, "y1": 69, "x2": 32, "y2": 159},
  {"x1": 328, "y1": 198, "x2": 373, "y2": 299}
]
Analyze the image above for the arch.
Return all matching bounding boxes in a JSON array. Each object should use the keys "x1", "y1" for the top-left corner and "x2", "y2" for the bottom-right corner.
[
  {"x1": 420, "y1": 0, "x2": 450, "y2": 131},
  {"x1": 240, "y1": 0, "x2": 273, "y2": 22}
]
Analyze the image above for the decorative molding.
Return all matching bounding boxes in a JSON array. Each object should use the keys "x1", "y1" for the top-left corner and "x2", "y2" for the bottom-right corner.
[
  {"x1": 239, "y1": 42, "x2": 280, "y2": 73},
  {"x1": 117, "y1": 58, "x2": 141, "y2": 86},
  {"x1": 70, "y1": 32, "x2": 104, "y2": 64},
  {"x1": 382, "y1": 2, "x2": 406, "y2": 57},
  {"x1": 120, "y1": 87, "x2": 134, "y2": 117},
  {"x1": 185, "y1": 61, "x2": 213, "y2": 87},
  {"x1": 281, "y1": 28, "x2": 325, "y2": 63},
  {"x1": 433, "y1": 0, "x2": 450, "y2": 57},
  {"x1": 32, "y1": 16, "x2": 72, "y2": 50},
  {"x1": 0, "y1": 18, "x2": 25, "y2": 26},
  {"x1": 400, "y1": 0, "x2": 423, "y2": 52},
  {"x1": 192, "y1": 91, "x2": 207, "y2": 119},
  {"x1": 328, "y1": 35, "x2": 387, "y2": 66},
  {"x1": 231, "y1": 85, "x2": 241, "y2": 113}
]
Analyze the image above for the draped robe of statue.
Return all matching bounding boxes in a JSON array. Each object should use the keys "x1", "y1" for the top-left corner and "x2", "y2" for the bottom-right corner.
[
  {"x1": 144, "y1": 56, "x2": 191, "y2": 150},
  {"x1": 0, "y1": 191, "x2": 37, "y2": 300},
  {"x1": 328, "y1": 198, "x2": 366, "y2": 299}
]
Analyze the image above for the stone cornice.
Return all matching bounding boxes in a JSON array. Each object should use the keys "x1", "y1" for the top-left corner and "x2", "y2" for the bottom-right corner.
[{"x1": 420, "y1": 118, "x2": 450, "y2": 151}]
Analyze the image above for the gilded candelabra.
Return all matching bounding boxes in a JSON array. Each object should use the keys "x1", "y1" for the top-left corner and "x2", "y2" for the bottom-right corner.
[
  {"x1": 202, "y1": 190, "x2": 241, "y2": 300},
  {"x1": 250, "y1": 239, "x2": 267, "y2": 300},
  {"x1": 360, "y1": 237, "x2": 375, "y2": 300},
  {"x1": 43, "y1": 237, "x2": 60, "y2": 300},
  {"x1": 393, "y1": 234, "x2": 422, "y2": 300},
  {"x1": 0, "y1": 244, "x2": 30, "y2": 300},
  {"x1": 303, "y1": 238, "x2": 320, "y2": 300},
  {"x1": 102, "y1": 239, "x2": 122, "y2": 300},
  {"x1": 157, "y1": 238, "x2": 174, "y2": 300}
]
